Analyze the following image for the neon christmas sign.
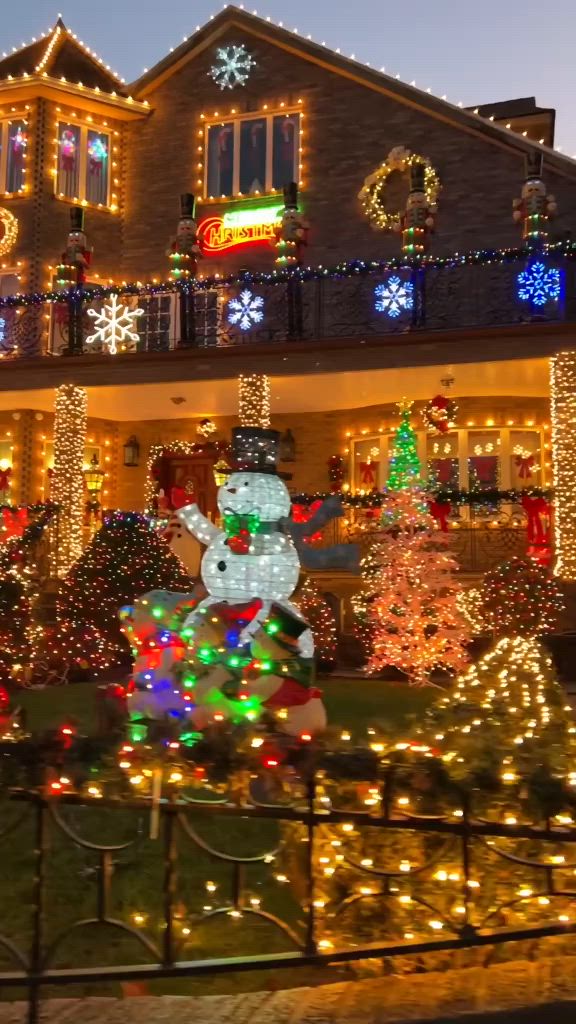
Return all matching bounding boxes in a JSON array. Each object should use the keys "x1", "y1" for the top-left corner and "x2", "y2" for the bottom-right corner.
[{"x1": 198, "y1": 204, "x2": 283, "y2": 255}]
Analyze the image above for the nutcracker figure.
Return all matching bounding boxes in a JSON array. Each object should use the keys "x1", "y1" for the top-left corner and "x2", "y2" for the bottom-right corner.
[
  {"x1": 394, "y1": 162, "x2": 436, "y2": 257},
  {"x1": 275, "y1": 181, "x2": 309, "y2": 267},
  {"x1": 512, "y1": 152, "x2": 557, "y2": 247},
  {"x1": 168, "y1": 193, "x2": 202, "y2": 281},
  {"x1": 56, "y1": 208, "x2": 92, "y2": 288}
]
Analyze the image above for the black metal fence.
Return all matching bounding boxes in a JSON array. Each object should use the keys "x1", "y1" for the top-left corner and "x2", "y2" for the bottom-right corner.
[
  {"x1": 0, "y1": 252, "x2": 574, "y2": 357},
  {"x1": 1, "y1": 767, "x2": 575, "y2": 1023}
]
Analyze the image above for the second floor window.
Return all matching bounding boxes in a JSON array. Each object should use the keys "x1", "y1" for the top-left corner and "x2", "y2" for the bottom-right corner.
[
  {"x1": 0, "y1": 119, "x2": 27, "y2": 194},
  {"x1": 57, "y1": 122, "x2": 110, "y2": 206},
  {"x1": 205, "y1": 112, "x2": 300, "y2": 199}
]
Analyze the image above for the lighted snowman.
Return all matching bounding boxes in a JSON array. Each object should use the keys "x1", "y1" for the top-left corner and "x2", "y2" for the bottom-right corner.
[{"x1": 177, "y1": 427, "x2": 312, "y2": 657}]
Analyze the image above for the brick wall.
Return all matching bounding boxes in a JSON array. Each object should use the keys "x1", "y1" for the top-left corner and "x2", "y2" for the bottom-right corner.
[{"x1": 122, "y1": 27, "x2": 576, "y2": 280}]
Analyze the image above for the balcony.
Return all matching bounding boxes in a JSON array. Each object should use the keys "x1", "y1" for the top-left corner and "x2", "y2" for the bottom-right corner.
[{"x1": 0, "y1": 245, "x2": 574, "y2": 360}]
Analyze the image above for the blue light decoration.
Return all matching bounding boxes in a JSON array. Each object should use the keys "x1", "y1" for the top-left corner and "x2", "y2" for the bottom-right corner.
[
  {"x1": 227, "y1": 289, "x2": 265, "y2": 331},
  {"x1": 374, "y1": 276, "x2": 414, "y2": 318},
  {"x1": 516, "y1": 261, "x2": 563, "y2": 307}
]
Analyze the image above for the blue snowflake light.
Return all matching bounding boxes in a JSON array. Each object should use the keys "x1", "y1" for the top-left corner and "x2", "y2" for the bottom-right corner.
[
  {"x1": 227, "y1": 289, "x2": 265, "y2": 331},
  {"x1": 374, "y1": 276, "x2": 414, "y2": 318},
  {"x1": 209, "y1": 45, "x2": 256, "y2": 90},
  {"x1": 517, "y1": 261, "x2": 562, "y2": 307}
]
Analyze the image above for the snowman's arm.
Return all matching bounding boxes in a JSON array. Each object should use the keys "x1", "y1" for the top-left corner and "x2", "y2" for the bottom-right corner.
[
  {"x1": 282, "y1": 495, "x2": 344, "y2": 542},
  {"x1": 176, "y1": 504, "x2": 221, "y2": 545}
]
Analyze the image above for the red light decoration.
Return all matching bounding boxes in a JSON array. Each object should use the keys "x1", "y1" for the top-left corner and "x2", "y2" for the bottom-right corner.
[{"x1": 198, "y1": 213, "x2": 282, "y2": 255}]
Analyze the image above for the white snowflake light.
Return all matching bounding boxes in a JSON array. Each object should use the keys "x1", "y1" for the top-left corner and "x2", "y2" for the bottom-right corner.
[
  {"x1": 227, "y1": 289, "x2": 265, "y2": 332},
  {"x1": 209, "y1": 44, "x2": 255, "y2": 90},
  {"x1": 86, "y1": 294, "x2": 144, "y2": 354},
  {"x1": 374, "y1": 276, "x2": 414, "y2": 318},
  {"x1": 517, "y1": 262, "x2": 562, "y2": 307}
]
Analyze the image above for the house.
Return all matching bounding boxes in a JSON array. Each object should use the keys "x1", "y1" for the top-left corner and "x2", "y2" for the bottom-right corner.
[{"x1": 0, "y1": 6, "x2": 573, "y2": 625}]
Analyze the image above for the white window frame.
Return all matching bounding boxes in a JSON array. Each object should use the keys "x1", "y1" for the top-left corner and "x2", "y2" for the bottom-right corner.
[
  {"x1": 204, "y1": 110, "x2": 301, "y2": 200},
  {"x1": 0, "y1": 118, "x2": 28, "y2": 195},
  {"x1": 55, "y1": 121, "x2": 111, "y2": 207}
]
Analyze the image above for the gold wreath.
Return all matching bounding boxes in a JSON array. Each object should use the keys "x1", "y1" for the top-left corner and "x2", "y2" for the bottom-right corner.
[
  {"x1": 359, "y1": 147, "x2": 440, "y2": 232},
  {"x1": 0, "y1": 207, "x2": 18, "y2": 257}
]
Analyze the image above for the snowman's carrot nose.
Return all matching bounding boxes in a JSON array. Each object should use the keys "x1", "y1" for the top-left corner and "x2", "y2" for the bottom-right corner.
[{"x1": 227, "y1": 487, "x2": 237, "y2": 494}]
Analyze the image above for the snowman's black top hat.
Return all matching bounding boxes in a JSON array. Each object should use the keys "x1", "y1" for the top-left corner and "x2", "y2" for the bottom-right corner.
[{"x1": 231, "y1": 427, "x2": 291, "y2": 477}]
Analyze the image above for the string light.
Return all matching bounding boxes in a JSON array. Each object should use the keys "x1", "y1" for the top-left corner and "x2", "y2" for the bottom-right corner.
[
  {"x1": 238, "y1": 374, "x2": 270, "y2": 428},
  {"x1": 2, "y1": 241, "x2": 576, "y2": 311},
  {"x1": 550, "y1": 352, "x2": 576, "y2": 580},
  {"x1": 51, "y1": 384, "x2": 87, "y2": 577}
]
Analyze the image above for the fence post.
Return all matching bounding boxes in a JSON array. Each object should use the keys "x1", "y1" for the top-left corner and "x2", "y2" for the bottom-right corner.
[
  {"x1": 28, "y1": 798, "x2": 46, "y2": 1024},
  {"x1": 305, "y1": 772, "x2": 317, "y2": 957}
]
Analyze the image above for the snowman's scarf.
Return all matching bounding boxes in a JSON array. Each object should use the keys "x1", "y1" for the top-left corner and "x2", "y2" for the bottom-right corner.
[{"x1": 223, "y1": 510, "x2": 281, "y2": 555}]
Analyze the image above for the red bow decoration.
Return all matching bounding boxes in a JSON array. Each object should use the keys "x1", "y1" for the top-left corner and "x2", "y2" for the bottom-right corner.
[
  {"x1": 1, "y1": 507, "x2": 29, "y2": 540},
  {"x1": 428, "y1": 500, "x2": 451, "y2": 532},
  {"x1": 170, "y1": 485, "x2": 192, "y2": 511},
  {"x1": 291, "y1": 500, "x2": 323, "y2": 544},
  {"x1": 0, "y1": 466, "x2": 11, "y2": 492},
  {"x1": 359, "y1": 461, "x2": 379, "y2": 486},
  {"x1": 521, "y1": 494, "x2": 551, "y2": 546},
  {"x1": 515, "y1": 454, "x2": 535, "y2": 479}
]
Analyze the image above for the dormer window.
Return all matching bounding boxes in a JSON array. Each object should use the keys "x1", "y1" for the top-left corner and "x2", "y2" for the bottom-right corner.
[{"x1": 56, "y1": 121, "x2": 110, "y2": 207}]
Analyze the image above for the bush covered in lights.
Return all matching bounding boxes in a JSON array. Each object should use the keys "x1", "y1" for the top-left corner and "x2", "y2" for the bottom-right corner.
[
  {"x1": 59, "y1": 512, "x2": 193, "y2": 648},
  {"x1": 481, "y1": 557, "x2": 563, "y2": 637}
]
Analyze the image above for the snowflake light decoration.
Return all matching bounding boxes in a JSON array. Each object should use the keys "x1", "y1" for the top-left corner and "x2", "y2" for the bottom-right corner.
[
  {"x1": 517, "y1": 261, "x2": 562, "y2": 307},
  {"x1": 209, "y1": 44, "x2": 256, "y2": 90},
  {"x1": 86, "y1": 294, "x2": 144, "y2": 354},
  {"x1": 374, "y1": 276, "x2": 414, "y2": 318},
  {"x1": 227, "y1": 289, "x2": 265, "y2": 332}
]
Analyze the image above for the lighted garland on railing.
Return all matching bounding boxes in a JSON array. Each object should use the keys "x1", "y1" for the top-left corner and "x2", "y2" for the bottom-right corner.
[
  {"x1": 0, "y1": 243, "x2": 574, "y2": 309},
  {"x1": 291, "y1": 488, "x2": 553, "y2": 508}
]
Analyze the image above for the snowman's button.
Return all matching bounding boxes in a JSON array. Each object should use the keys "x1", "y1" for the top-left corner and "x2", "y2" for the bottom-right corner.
[{"x1": 217, "y1": 560, "x2": 227, "y2": 572}]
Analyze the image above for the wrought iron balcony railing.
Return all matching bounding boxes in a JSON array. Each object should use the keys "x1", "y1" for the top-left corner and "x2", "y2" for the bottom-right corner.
[{"x1": 0, "y1": 245, "x2": 574, "y2": 358}]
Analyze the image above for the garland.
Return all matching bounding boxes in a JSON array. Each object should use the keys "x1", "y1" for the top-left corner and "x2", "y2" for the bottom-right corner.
[
  {"x1": 1, "y1": 724, "x2": 575, "y2": 819},
  {"x1": 0, "y1": 242, "x2": 574, "y2": 309},
  {"x1": 291, "y1": 488, "x2": 553, "y2": 508}
]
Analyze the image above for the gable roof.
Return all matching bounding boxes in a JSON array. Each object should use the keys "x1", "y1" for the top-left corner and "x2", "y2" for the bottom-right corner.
[
  {"x1": 0, "y1": 17, "x2": 126, "y2": 93},
  {"x1": 131, "y1": 5, "x2": 576, "y2": 180}
]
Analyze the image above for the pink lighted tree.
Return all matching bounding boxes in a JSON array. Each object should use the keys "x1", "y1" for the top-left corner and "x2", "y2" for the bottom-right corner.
[{"x1": 366, "y1": 489, "x2": 470, "y2": 686}]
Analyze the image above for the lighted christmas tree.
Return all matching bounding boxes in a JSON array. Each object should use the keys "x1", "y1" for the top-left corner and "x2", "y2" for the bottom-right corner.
[
  {"x1": 351, "y1": 542, "x2": 381, "y2": 660},
  {"x1": 387, "y1": 399, "x2": 421, "y2": 491},
  {"x1": 425, "y1": 558, "x2": 573, "y2": 782},
  {"x1": 367, "y1": 489, "x2": 470, "y2": 685},
  {"x1": 59, "y1": 512, "x2": 193, "y2": 647},
  {"x1": 296, "y1": 576, "x2": 338, "y2": 672}
]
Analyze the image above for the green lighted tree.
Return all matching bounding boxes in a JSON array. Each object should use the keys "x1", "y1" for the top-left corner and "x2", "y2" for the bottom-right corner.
[{"x1": 387, "y1": 400, "x2": 421, "y2": 491}]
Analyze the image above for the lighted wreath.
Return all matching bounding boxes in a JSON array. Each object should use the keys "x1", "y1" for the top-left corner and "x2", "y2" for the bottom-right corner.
[
  {"x1": 0, "y1": 207, "x2": 18, "y2": 256},
  {"x1": 359, "y1": 147, "x2": 440, "y2": 232},
  {"x1": 422, "y1": 394, "x2": 458, "y2": 434}
]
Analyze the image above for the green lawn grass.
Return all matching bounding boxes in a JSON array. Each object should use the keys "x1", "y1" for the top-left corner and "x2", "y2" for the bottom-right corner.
[{"x1": 16, "y1": 676, "x2": 436, "y2": 738}]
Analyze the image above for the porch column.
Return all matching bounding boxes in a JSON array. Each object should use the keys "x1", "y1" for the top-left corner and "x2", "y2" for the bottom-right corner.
[
  {"x1": 550, "y1": 352, "x2": 576, "y2": 580},
  {"x1": 238, "y1": 374, "x2": 271, "y2": 428},
  {"x1": 51, "y1": 384, "x2": 87, "y2": 577}
]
